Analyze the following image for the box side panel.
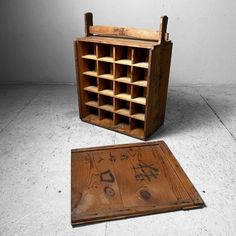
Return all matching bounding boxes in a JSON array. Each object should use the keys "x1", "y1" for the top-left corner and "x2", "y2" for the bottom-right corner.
[
  {"x1": 145, "y1": 42, "x2": 172, "y2": 138},
  {"x1": 145, "y1": 46, "x2": 161, "y2": 138},
  {"x1": 75, "y1": 40, "x2": 91, "y2": 119},
  {"x1": 74, "y1": 40, "x2": 85, "y2": 119},
  {"x1": 158, "y1": 42, "x2": 173, "y2": 124}
]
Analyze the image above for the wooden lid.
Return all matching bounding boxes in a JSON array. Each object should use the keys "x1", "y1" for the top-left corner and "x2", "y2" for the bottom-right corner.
[{"x1": 71, "y1": 141, "x2": 204, "y2": 225}]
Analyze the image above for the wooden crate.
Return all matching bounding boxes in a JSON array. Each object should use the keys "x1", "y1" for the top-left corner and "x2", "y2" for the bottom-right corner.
[
  {"x1": 71, "y1": 141, "x2": 204, "y2": 225},
  {"x1": 74, "y1": 12, "x2": 173, "y2": 140}
]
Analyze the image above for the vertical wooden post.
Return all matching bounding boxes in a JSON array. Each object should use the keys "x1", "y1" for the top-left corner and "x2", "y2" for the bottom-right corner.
[
  {"x1": 159, "y1": 16, "x2": 168, "y2": 43},
  {"x1": 85, "y1": 12, "x2": 93, "y2": 36}
]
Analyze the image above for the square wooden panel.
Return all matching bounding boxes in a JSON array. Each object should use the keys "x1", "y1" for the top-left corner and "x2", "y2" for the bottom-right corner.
[{"x1": 71, "y1": 141, "x2": 204, "y2": 225}]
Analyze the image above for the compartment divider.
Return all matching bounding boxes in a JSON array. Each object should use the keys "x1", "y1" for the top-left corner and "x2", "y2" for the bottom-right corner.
[
  {"x1": 131, "y1": 48, "x2": 134, "y2": 65},
  {"x1": 112, "y1": 46, "x2": 116, "y2": 62},
  {"x1": 95, "y1": 44, "x2": 99, "y2": 59},
  {"x1": 78, "y1": 41, "x2": 155, "y2": 139},
  {"x1": 98, "y1": 108, "x2": 103, "y2": 120},
  {"x1": 131, "y1": 84, "x2": 134, "y2": 99}
]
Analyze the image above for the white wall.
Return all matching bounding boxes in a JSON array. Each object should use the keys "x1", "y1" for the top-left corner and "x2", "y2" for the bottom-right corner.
[{"x1": 0, "y1": 0, "x2": 236, "y2": 85}]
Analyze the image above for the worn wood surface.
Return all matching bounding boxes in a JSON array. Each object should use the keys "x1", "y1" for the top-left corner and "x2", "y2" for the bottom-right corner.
[
  {"x1": 85, "y1": 12, "x2": 93, "y2": 37},
  {"x1": 74, "y1": 12, "x2": 172, "y2": 140},
  {"x1": 159, "y1": 16, "x2": 168, "y2": 42},
  {"x1": 77, "y1": 36, "x2": 159, "y2": 49},
  {"x1": 145, "y1": 42, "x2": 173, "y2": 138},
  {"x1": 158, "y1": 42, "x2": 173, "y2": 127},
  {"x1": 88, "y1": 13, "x2": 169, "y2": 42},
  {"x1": 71, "y1": 141, "x2": 204, "y2": 225},
  {"x1": 89, "y1": 25, "x2": 165, "y2": 41},
  {"x1": 75, "y1": 40, "x2": 172, "y2": 139}
]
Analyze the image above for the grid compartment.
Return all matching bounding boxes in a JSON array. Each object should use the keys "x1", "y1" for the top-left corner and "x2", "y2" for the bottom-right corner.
[
  {"x1": 132, "y1": 67, "x2": 148, "y2": 87},
  {"x1": 98, "y1": 44, "x2": 114, "y2": 62},
  {"x1": 80, "y1": 42, "x2": 97, "y2": 60},
  {"x1": 131, "y1": 103, "x2": 145, "y2": 121},
  {"x1": 115, "y1": 99, "x2": 130, "y2": 116},
  {"x1": 114, "y1": 114, "x2": 130, "y2": 132},
  {"x1": 133, "y1": 48, "x2": 149, "y2": 68},
  {"x1": 132, "y1": 85, "x2": 147, "y2": 105},
  {"x1": 98, "y1": 78, "x2": 114, "y2": 96},
  {"x1": 83, "y1": 75, "x2": 98, "y2": 93},
  {"x1": 84, "y1": 106, "x2": 99, "y2": 121},
  {"x1": 99, "y1": 95, "x2": 114, "y2": 112},
  {"x1": 82, "y1": 59, "x2": 97, "y2": 77},
  {"x1": 115, "y1": 46, "x2": 132, "y2": 65},
  {"x1": 130, "y1": 118, "x2": 144, "y2": 137},
  {"x1": 115, "y1": 82, "x2": 131, "y2": 100},
  {"x1": 115, "y1": 64, "x2": 131, "y2": 84},
  {"x1": 99, "y1": 110, "x2": 113, "y2": 125},
  {"x1": 84, "y1": 91, "x2": 98, "y2": 107},
  {"x1": 98, "y1": 61, "x2": 114, "y2": 80}
]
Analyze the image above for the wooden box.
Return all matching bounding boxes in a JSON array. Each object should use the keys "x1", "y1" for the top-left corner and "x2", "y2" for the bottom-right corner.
[
  {"x1": 74, "y1": 13, "x2": 173, "y2": 140},
  {"x1": 71, "y1": 141, "x2": 204, "y2": 225}
]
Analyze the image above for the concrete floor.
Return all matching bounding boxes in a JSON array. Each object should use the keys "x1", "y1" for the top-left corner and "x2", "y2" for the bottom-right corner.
[{"x1": 0, "y1": 85, "x2": 235, "y2": 236}]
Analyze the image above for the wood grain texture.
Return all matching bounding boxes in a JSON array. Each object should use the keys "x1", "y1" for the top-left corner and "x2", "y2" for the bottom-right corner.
[
  {"x1": 158, "y1": 42, "x2": 173, "y2": 128},
  {"x1": 77, "y1": 36, "x2": 159, "y2": 49},
  {"x1": 71, "y1": 141, "x2": 204, "y2": 225},
  {"x1": 88, "y1": 13, "x2": 169, "y2": 42},
  {"x1": 85, "y1": 12, "x2": 93, "y2": 36},
  {"x1": 159, "y1": 16, "x2": 168, "y2": 42},
  {"x1": 145, "y1": 41, "x2": 173, "y2": 138},
  {"x1": 74, "y1": 41, "x2": 83, "y2": 119},
  {"x1": 74, "y1": 13, "x2": 172, "y2": 140},
  {"x1": 89, "y1": 25, "x2": 164, "y2": 41}
]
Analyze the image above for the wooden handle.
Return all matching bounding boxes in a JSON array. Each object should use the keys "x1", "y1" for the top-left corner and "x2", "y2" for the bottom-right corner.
[
  {"x1": 85, "y1": 12, "x2": 93, "y2": 36},
  {"x1": 84, "y1": 12, "x2": 169, "y2": 42},
  {"x1": 159, "y1": 16, "x2": 168, "y2": 42}
]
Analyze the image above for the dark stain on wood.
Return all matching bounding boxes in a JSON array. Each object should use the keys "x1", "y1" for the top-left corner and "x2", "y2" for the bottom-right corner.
[
  {"x1": 104, "y1": 186, "x2": 115, "y2": 197},
  {"x1": 100, "y1": 170, "x2": 115, "y2": 183},
  {"x1": 71, "y1": 141, "x2": 205, "y2": 225},
  {"x1": 140, "y1": 190, "x2": 151, "y2": 200}
]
